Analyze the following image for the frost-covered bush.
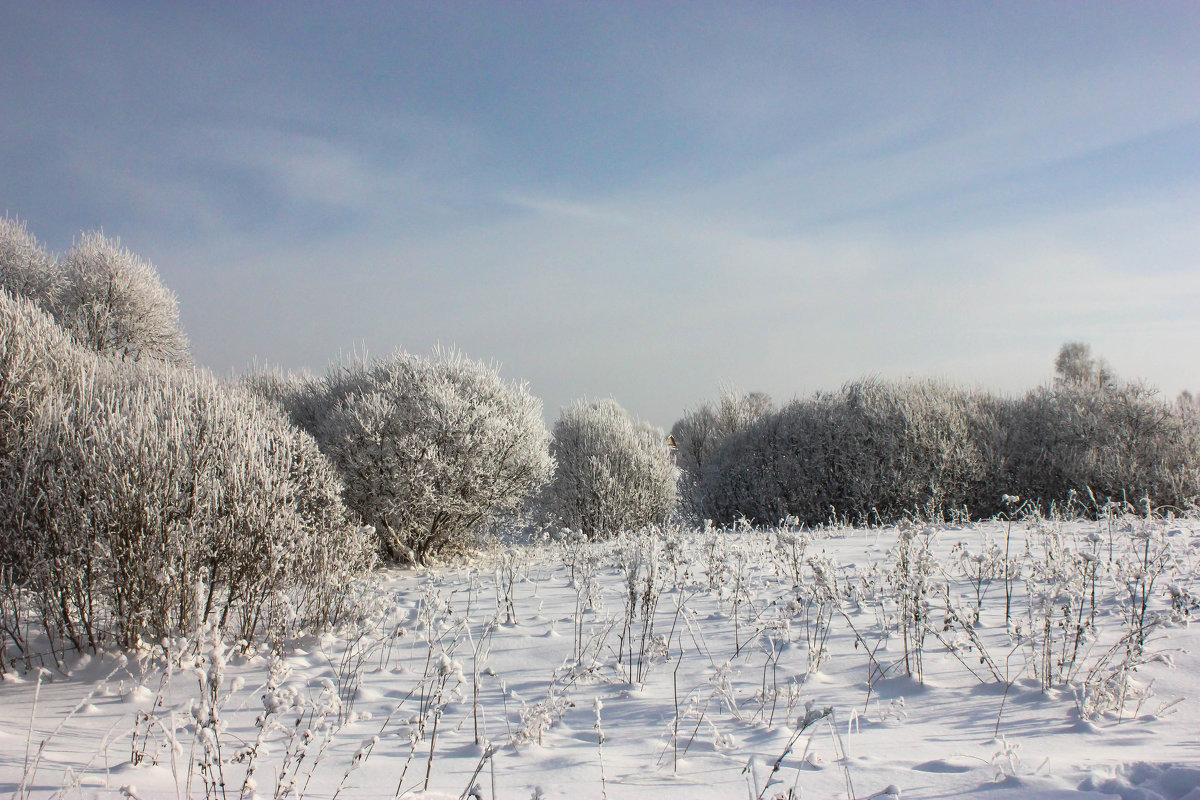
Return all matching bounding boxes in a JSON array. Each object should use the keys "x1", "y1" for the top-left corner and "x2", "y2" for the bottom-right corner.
[
  {"x1": 0, "y1": 289, "x2": 371, "y2": 655},
  {"x1": 0, "y1": 292, "x2": 84, "y2": 571},
  {"x1": 543, "y1": 399, "x2": 678, "y2": 540},
  {"x1": 277, "y1": 349, "x2": 553, "y2": 564},
  {"x1": 700, "y1": 380, "x2": 995, "y2": 526},
  {"x1": 241, "y1": 364, "x2": 329, "y2": 436},
  {"x1": 55, "y1": 231, "x2": 190, "y2": 363},
  {"x1": 1179, "y1": 390, "x2": 1200, "y2": 414},
  {"x1": 982, "y1": 345, "x2": 1200, "y2": 512},
  {"x1": 1002, "y1": 379, "x2": 1200, "y2": 511},
  {"x1": 0, "y1": 216, "x2": 62, "y2": 310},
  {"x1": 0, "y1": 289, "x2": 98, "y2": 657},
  {"x1": 696, "y1": 399, "x2": 819, "y2": 528},
  {"x1": 670, "y1": 388, "x2": 771, "y2": 517},
  {"x1": 698, "y1": 360, "x2": 1200, "y2": 526},
  {"x1": 1, "y1": 221, "x2": 189, "y2": 364},
  {"x1": 242, "y1": 365, "x2": 313, "y2": 416},
  {"x1": 672, "y1": 389, "x2": 772, "y2": 481}
]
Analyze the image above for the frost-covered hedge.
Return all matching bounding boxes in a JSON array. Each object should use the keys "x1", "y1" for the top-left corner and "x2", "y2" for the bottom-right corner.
[
  {"x1": 543, "y1": 398, "x2": 678, "y2": 539},
  {"x1": 670, "y1": 388, "x2": 771, "y2": 517},
  {"x1": 692, "y1": 375, "x2": 1200, "y2": 527},
  {"x1": 1001, "y1": 380, "x2": 1200, "y2": 513},
  {"x1": 0, "y1": 289, "x2": 372, "y2": 658},
  {"x1": 697, "y1": 379, "x2": 994, "y2": 526},
  {"x1": 256, "y1": 349, "x2": 554, "y2": 564}
]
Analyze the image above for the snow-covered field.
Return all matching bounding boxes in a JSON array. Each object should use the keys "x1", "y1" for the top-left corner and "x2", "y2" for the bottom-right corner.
[{"x1": 4, "y1": 515, "x2": 1200, "y2": 800}]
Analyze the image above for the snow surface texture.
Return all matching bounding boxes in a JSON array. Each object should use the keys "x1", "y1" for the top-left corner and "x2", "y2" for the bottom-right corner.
[{"x1": 3, "y1": 516, "x2": 1199, "y2": 799}]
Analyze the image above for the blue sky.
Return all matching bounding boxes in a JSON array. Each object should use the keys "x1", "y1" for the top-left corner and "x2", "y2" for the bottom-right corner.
[{"x1": 3, "y1": 2, "x2": 1199, "y2": 425}]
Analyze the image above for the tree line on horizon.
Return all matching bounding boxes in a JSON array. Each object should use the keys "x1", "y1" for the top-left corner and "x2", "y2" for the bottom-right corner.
[
  {"x1": 2, "y1": 215, "x2": 1198, "y2": 659},
  {"x1": 672, "y1": 343, "x2": 1200, "y2": 528}
]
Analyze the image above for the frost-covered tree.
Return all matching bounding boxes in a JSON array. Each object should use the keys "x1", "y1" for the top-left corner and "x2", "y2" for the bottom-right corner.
[
  {"x1": 1055, "y1": 341, "x2": 1113, "y2": 388},
  {"x1": 55, "y1": 231, "x2": 189, "y2": 363},
  {"x1": 671, "y1": 388, "x2": 771, "y2": 516},
  {"x1": 544, "y1": 398, "x2": 678, "y2": 540},
  {"x1": 0, "y1": 289, "x2": 371, "y2": 654},
  {"x1": 671, "y1": 388, "x2": 771, "y2": 480},
  {"x1": 0, "y1": 216, "x2": 62, "y2": 309},
  {"x1": 287, "y1": 348, "x2": 553, "y2": 564}
]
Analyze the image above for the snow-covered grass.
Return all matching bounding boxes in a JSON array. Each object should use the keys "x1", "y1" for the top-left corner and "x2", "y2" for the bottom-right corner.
[{"x1": 4, "y1": 513, "x2": 1200, "y2": 800}]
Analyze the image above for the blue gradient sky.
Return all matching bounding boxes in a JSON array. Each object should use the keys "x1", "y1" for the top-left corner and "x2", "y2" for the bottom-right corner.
[{"x1": 3, "y1": 2, "x2": 1199, "y2": 425}]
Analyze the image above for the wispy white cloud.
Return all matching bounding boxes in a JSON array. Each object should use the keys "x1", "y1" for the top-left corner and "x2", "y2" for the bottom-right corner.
[{"x1": 181, "y1": 164, "x2": 1198, "y2": 425}]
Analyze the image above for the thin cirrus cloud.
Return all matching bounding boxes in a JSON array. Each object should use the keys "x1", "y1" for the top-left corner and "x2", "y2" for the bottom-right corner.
[{"x1": 1, "y1": 3, "x2": 1198, "y2": 425}]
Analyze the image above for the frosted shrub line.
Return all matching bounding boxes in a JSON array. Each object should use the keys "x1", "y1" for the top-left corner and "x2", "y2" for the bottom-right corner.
[
  {"x1": 687, "y1": 350, "x2": 1200, "y2": 531},
  {"x1": 3, "y1": 217, "x2": 1199, "y2": 795}
]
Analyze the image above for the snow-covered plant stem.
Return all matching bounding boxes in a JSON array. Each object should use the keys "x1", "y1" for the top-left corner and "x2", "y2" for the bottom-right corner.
[
  {"x1": 756, "y1": 704, "x2": 832, "y2": 800},
  {"x1": 423, "y1": 653, "x2": 465, "y2": 791},
  {"x1": 890, "y1": 525, "x2": 935, "y2": 681},
  {"x1": 467, "y1": 615, "x2": 498, "y2": 745},
  {"x1": 331, "y1": 734, "x2": 380, "y2": 800},
  {"x1": 837, "y1": 608, "x2": 889, "y2": 712},
  {"x1": 457, "y1": 743, "x2": 495, "y2": 800},
  {"x1": 617, "y1": 532, "x2": 664, "y2": 684},
  {"x1": 1004, "y1": 515, "x2": 1015, "y2": 628},
  {"x1": 130, "y1": 663, "x2": 174, "y2": 766},
  {"x1": 17, "y1": 662, "x2": 128, "y2": 800},
  {"x1": 236, "y1": 654, "x2": 290, "y2": 800},
  {"x1": 802, "y1": 556, "x2": 838, "y2": 674},
  {"x1": 564, "y1": 533, "x2": 601, "y2": 665},
  {"x1": 495, "y1": 549, "x2": 521, "y2": 625},
  {"x1": 16, "y1": 668, "x2": 46, "y2": 800},
  {"x1": 193, "y1": 641, "x2": 229, "y2": 800},
  {"x1": 594, "y1": 698, "x2": 608, "y2": 800},
  {"x1": 1123, "y1": 522, "x2": 1170, "y2": 656}
]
